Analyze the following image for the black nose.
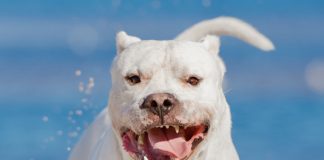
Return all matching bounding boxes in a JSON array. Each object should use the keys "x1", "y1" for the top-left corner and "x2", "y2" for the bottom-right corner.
[{"x1": 140, "y1": 93, "x2": 178, "y2": 124}]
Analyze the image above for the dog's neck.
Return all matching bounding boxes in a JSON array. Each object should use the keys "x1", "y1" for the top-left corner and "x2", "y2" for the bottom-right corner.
[
  {"x1": 190, "y1": 103, "x2": 238, "y2": 160},
  {"x1": 206, "y1": 105, "x2": 238, "y2": 160}
]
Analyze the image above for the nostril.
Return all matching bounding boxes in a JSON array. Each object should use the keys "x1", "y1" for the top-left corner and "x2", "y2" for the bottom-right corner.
[
  {"x1": 151, "y1": 100, "x2": 158, "y2": 108},
  {"x1": 163, "y1": 99, "x2": 172, "y2": 107}
]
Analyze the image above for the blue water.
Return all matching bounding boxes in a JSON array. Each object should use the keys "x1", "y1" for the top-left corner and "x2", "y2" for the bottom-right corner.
[{"x1": 0, "y1": 0, "x2": 324, "y2": 160}]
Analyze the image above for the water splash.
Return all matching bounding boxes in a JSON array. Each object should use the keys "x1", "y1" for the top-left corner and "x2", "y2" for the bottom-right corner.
[
  {"x1": 41, "y1": 69, "x2": 100, "y2": 156},
  {"x1": 85, "y1": 77, "x2": 95, "y2": 94}
]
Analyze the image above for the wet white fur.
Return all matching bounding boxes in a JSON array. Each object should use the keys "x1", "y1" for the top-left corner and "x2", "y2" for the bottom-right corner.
[{"x1": 69, "y1": 17, "x2": 274, "y2": 160}]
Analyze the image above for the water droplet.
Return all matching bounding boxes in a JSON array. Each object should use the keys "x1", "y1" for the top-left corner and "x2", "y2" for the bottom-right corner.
[
  {"x1": 85, "y1": 77, "x2": 95, "y2": 94},
  {"x1": 305, "y1": 60, "x2": 324, "y2": 94},
  {"x1": 75, "y1": 109, "x2": 83, "y2": 116},
  {"x1": 79, "y1": 82, "x2": 85, "y2": 92},
  {"x1": 75, "y1": 69, "x2": 82, "y2": 76},
  {"x1": 57, "y1": 130, "x2": 64, "y2": 136},
  {"x1": 81, "y1": 98, "x2": 88, "y2": 103},
  {"x1": 68, "y1": 131, "x2": 78, "y2": 138},
  {"x1": 48, "y1": 136, "x2": 55, "y2": 142},
  {"x1": 42, "y1": 116, "x2": 49, "y2": 123},
  {"x1": 202, "y1": 0, "x2": 211, "y2": 7}
]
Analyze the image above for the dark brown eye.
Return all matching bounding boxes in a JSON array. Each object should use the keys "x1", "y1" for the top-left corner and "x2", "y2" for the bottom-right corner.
[
  {"x1": 126, "y1": 75, "x2": 141, "y2": 85},
  {"x1": 187, "y1": 76, "x2": 200, "y2": 86}
]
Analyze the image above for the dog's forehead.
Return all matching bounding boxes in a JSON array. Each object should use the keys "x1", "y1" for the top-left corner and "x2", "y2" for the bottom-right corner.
[
  {"x1": 167, "y1": 41, "x2": 219, "y2": 77},
  {"x1": 116, "y1": 40, "x2": 219, "y2": 76},
  {"x1": 117, "y1": 40, "x2": 168, "y2": 75}
]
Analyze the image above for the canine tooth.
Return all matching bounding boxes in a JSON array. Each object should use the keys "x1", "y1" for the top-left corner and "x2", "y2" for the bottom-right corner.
[
  {"x1": 174, "y1": 126, "x2": 179, "y2": 133},
  {"x1": 144, "y1": 156, "x2": 148, "y2": 160},
  {"x1": 138, "y1": 135, "x2": 144, "y2": 145},
  {"x1": 165, "y1": 125, "x2": 169, "y2": 129}
]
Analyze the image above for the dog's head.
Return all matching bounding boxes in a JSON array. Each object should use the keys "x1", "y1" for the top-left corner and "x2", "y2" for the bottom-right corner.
[{"x1": 108, "y1": 31, "x2": 228, "y2": 160}]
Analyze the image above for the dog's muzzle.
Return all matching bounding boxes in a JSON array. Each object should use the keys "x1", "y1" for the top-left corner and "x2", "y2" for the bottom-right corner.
[
  {"x1": 140, "y1": 93, "x2": 179, "y2": 125},
  {"x1": 121, "y1": 93, "x2": 210, "y2": 160}
]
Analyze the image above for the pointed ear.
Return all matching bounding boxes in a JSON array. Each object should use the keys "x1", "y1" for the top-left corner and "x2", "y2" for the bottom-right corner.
[
  {"x1": 116, "y1": 31, "x2": 141, "y2": 54},
  {"x1": 200, "y1": 35, "x2": 220, "y2": 54}
]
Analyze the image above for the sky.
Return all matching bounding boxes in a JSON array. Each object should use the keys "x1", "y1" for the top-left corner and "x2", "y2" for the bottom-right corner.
[{"x1": 0, "y1": 0, "x2": 324, "y2": 160}]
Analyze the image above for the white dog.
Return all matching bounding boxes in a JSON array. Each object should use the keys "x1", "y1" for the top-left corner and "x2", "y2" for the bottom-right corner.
[{"x1": 69, "y1": 17, "x2": 274, "y2": 160}]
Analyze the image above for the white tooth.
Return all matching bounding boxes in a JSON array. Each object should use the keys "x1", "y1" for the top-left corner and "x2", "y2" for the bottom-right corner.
[
  {"x1": 165, "y1": 125, "x2": 169, "y2": 129},
  {"x1": 138, "y1": 135, "x2": 144, "y2": 145},
  {"x1": 174, "y1": 126, "x2": 179, "y2": 133},
  {"x1": 144, "y1": 156, "x2": 148, "y2": 160}
]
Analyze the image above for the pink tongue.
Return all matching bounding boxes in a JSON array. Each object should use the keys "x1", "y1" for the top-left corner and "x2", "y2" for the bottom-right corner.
[{"x1": 147, "y1": 127, "x2": 203, "y2": 159}]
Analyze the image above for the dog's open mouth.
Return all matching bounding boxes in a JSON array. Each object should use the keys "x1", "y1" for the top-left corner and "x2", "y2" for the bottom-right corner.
[{"x1": 122, "y1": 124, "x2": 209, "y2": 160}]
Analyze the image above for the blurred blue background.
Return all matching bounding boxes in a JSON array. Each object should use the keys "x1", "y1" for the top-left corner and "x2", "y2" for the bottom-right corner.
[{"x1": 0, "y1": 0, "x2": 324, "y2": 159}]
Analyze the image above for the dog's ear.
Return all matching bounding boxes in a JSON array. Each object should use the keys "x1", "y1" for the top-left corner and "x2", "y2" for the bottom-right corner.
[
  {"x1": 116, "y1": 31, "x2": 141, "y2": 54},
  {"x1": 201, "y1": 35, "x2": 220, "y2": 54}
]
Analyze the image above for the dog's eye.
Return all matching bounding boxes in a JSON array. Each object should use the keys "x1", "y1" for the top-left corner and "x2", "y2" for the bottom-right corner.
[
  {"x1": 126, "y1": 75, "x2": 141, "y2": 85},
  {"x1": 187, "y1": 76, "x2": 200, "y2": 86}
]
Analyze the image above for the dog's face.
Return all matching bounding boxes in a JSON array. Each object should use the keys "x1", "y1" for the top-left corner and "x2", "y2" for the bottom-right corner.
[{"x1": 108, "y1": 32, "x2": 228, "y2": 160}]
